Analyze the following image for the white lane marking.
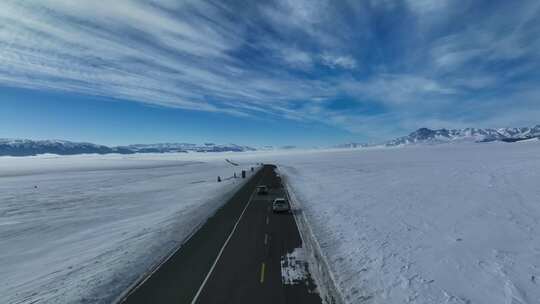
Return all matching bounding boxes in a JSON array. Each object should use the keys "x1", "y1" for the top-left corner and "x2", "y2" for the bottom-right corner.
[
  {"x1": 264, "y1": 233, "x2": 268, "y2": 245},
  {"x1": 266, "y1": 216, "x2": 269, "y2": 225},
  {"x1": 190, "y1": 175, "x2": 263, "y2": 304},
  {"x1": 260, "y1": 262, "x2": 266, "y2": 284}
]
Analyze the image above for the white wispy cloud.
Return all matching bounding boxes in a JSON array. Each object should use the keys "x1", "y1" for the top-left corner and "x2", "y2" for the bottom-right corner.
[
  {"x1": 340, "y1": 74, "x2": 456, "y2": 105},
  {"x1": 0, "y1": 0, "x2": 539, "y2": 141},
  {"x1": 405, "y1": 0, "x2": 449, "y2": 14},
  {"x1": 321, "y1": 54, "x2": 357, "y2": 69}
]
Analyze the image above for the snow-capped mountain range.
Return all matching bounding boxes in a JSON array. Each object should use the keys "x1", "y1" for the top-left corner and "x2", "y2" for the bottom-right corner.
[
  {"x1": 384, "y1": 125, "x2": 540, "y2": 146},
  {"x1": 334, "y1": 125, "x2": 540, "y2": 149},
  {"x1": 2, "y1": 125, "x2": 539, "y2": 156},
  {"x1": 126, "y1": 142, "x2": 256, "y2": 153},
  {"x1": 0, "y1": 139, "x2": 256, "y2": 156}
]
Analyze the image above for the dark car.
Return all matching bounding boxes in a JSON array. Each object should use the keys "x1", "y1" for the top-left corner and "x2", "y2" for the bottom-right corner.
[{"x1": 256, "y1": 185, "x2": 268, "y2": 195}]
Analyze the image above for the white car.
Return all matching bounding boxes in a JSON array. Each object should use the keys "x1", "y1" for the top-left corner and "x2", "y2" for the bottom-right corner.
[{"x1": 272, "y1": 198, "x2": 290, "y2": 213}]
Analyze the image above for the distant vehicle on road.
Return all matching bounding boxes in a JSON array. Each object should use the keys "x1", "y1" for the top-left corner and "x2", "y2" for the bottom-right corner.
[
  {"x1": 256, "y1": 185, "x2": 268, "y2": 195},
  {"x1": 272, "y1": 198, "x2": 290, "y2": 213}
]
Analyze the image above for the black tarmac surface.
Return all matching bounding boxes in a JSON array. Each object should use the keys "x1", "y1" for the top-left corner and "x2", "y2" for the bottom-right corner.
[{"x1": 121, "y1": 165, "x2": 321, "y2": 304}]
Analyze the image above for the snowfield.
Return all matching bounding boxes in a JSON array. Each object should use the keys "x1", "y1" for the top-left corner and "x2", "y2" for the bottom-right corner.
[
  {"x1": 2, "y1": 141, "x2": 539, "y2": 304},
  {"x1": 273, "y1": 142, "x2": 540, "y2": 304},
  {"x1": 0, "y1": 154, "x2": 256, "y2": 304}
]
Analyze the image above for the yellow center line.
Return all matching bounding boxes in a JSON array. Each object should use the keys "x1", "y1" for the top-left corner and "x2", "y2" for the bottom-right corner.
[{"x1": 260, "y1": 262, "x2": 266, "y2": 284}]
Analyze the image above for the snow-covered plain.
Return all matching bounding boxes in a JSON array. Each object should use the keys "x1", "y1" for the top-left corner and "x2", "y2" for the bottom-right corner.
[
  {"x1": 0, "y1": 154, "x2": 256, "y2": 303},
  {"x1": 272, "y1": 142, "x2": 540, "y2": 304},
  {"x1": 2, "y1": 141, "x2": 540, "y2": 304}
]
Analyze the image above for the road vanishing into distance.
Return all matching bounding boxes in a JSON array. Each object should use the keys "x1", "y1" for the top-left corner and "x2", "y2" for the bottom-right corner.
[{"x1": 120, "y1": 164, "x2": 322, "y2": 304}]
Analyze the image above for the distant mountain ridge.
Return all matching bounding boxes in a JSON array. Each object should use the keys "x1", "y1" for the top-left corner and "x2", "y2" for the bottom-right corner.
[
  {"x1": 385, "y1": 125, "x2": 540, "y2": 146},
  {"x1": 0, "y1": 139, "x2": 256, "y2": 156},
  {"x1": 334, "y1": 143, "x2": 369, "y2": 149},
  {"x1": 4, "y1": 125, "x2": 539, "y2": 156},
  {"x1": 126, "y1": 142, "x2": 255, "y2": 153},
  {"x1": 335, "y1": 125, "x2": 540, "y2": 149}
]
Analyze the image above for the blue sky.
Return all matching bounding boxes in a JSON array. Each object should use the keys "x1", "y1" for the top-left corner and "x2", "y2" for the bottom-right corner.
[{"x1": 0, "y1": 0, "x2": 539, "y2": 146}]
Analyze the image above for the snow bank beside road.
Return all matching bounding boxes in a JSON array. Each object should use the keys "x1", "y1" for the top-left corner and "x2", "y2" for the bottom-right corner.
[
  {"x1": 276, "y1": 142, "x2": 540, "y2": 304},
  {"x1": 0, "y1": 154, "x2": 256, "y2": 304}
]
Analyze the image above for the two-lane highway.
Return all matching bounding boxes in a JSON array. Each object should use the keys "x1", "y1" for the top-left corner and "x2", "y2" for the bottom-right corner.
[{"x1": 121, "y1": 165, "x2": 322, "y2": 304}]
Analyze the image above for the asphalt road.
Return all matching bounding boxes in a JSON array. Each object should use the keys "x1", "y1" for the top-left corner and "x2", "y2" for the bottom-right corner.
[{"x1": 120, "y1": 164, "x2": 321, "y2": 304}]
